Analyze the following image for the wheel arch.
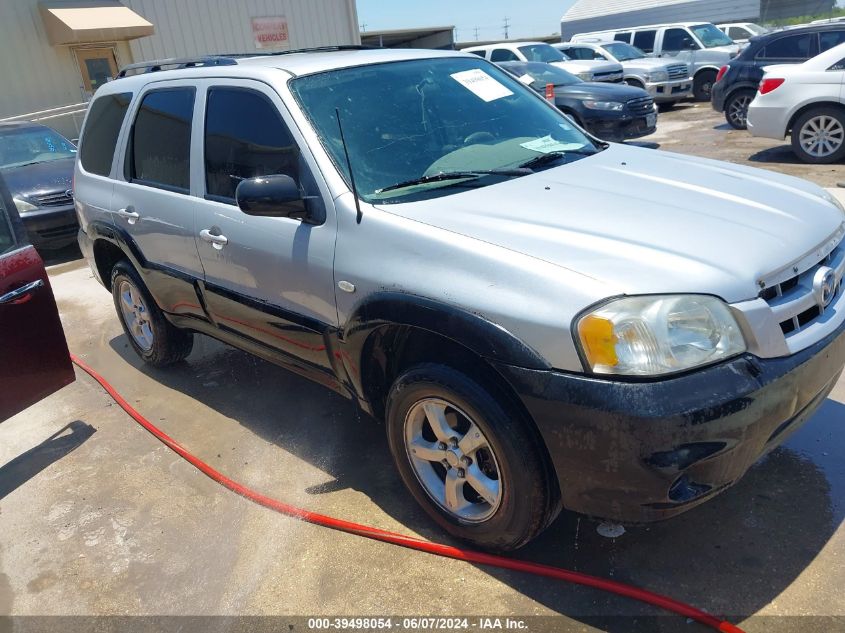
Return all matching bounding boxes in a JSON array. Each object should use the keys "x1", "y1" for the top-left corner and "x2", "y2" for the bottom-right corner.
[{"x1": 786, "y1": 100, "x2": 845, "y2": 135}]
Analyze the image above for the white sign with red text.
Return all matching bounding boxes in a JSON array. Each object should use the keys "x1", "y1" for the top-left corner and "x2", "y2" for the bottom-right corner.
[{"x1": 252, "y1": 16, "x2": 289, "y2": 49}]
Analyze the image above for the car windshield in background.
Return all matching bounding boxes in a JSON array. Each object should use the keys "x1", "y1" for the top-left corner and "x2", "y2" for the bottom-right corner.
[
  {"x1": 517, "y1": 44, "x2": 567, "y2": 63},
  {"x1": 691, "y1": 24, "x2": 735, "y2": 48},
  {"x1": 604, "y1": 42, "x2": 646, "y2": 61},
  {"x1": 0, "y1": 127, "x2": 76, "y2": 170},
  {"x1": 747, "y1": 23, "x2": 768, "y2": 35},
  {"x1": 503, "y1": 62, "x2": 582, "y2": 88},
  {"x1": 290, "y1": 57, "x2": 597, "y2": 203}
]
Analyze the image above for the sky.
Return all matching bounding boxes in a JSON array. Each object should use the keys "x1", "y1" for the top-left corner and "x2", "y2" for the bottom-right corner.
[{"x1": 356, "y1": 0, "x2": 578, "y2": 43}]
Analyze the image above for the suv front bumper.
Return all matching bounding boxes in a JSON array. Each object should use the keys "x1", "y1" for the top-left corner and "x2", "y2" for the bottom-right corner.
[
  {"x1": 495, "y1": 318, "x2": 845, "y2": 523},
  {"x1": 21, "y1": 205, "x2": 79, "y2": 249},
  {"x1": 646, "y1": 78, "x2": 692, "y2": 103}
]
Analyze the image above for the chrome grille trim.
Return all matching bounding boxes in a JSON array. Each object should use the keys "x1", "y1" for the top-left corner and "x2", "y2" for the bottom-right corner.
[
  {"x1": 33, "y1": 190, "x2": 73, "y2": 207},
  {"x1": 666, "y1": 64, "x2": 689, "y2": 80}
]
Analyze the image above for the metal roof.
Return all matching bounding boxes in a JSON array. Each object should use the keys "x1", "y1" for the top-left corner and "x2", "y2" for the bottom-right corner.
[{"x1": 563, "y1": 0, "x2": 703, "y2": 21}]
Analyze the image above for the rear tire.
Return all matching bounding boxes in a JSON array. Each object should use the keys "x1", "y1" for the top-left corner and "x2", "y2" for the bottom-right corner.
[
  {"x1": 790, "y1": 106, "x2": 845, "y2": 164},
  {"x1": 724, "y1": 89, "x2": 754, "y2": 130},
  {"x1": 111, "y1": 261, "x2": 193, "y2": 366},
  {"x1": 657, "y1": 101, "x2": 676, "y2": 112},
  {"x1": 385, "y1": 363, "x2": 559, "y2": 551},
  {"x1": 693, "y1": 70, "x2": 717, "y2": 101}
]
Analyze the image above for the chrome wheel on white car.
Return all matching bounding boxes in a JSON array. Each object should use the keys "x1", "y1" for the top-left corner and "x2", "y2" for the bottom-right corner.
[{"x1": 791, "y1": 107, "x2": 845, "y2": 164}]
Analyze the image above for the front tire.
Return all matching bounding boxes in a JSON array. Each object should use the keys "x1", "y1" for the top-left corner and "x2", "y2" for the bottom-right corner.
[
  {"x1": 790, "y1": 106, "x2": 845, "y2": 164},
  {"x1": 111, "y1": 261, "x2": 193, "y2": 366},
  {"x1": 724, "y1": 89, "x2": 754, "y2": 130},
  {"x1": 693, "y1": 70, "x2": 717, "y2": 101},
  {"x1": 385, "y1": 364, "x2": 558, "y2": 551}
]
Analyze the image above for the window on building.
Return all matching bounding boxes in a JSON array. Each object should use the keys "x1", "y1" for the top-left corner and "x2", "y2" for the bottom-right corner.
[
  {"x1": 633, "y1": 30, "x2": 657, "y2": 53},
  {"x1": 820, "y1": 30, "x2": 845, "y2": 52},
  {"x1": 490, "y1": 48, "x2": 519, "y2": 62},
  {"x1": 662, "y1": 28, "x2": 697, "y2": 51},
  {"x1": 758, "y1": 33, "x2": 813, "y2": 59},
  {"x1": 204, "y1": 87, "x2": 300, "y2": 202},
  {"x1": 79, "y1": 92, "x2": 132, "y2": 176},
  {"x1": 127, "y1": 88, "x2": 194, "y2": 192}
]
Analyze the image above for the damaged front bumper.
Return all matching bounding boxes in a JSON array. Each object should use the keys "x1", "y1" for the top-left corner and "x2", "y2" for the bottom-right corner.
[{"x1": 495, "y1": 319, "x2": 845, "y2": 523}]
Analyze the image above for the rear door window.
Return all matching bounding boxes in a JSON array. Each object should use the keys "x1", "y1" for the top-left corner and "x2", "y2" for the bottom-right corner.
[
  {"x1": 79, "y1": 92, "x2": 132, "y2": 176},
  {"x1": 633, "y1": 30, "x2": 657, "y2": 52},
  {"x1": 820, "y1": 30, "x2": 845, "y2": 52},
  {"x1": 490, "y1": 48, "x2": 519, "y2": 62},
  {"x1": 204, "y1": 87, "x2": 300, "y2": 202},
  {"x1": 614, "y1": 32, "x2": 632, "y2": 43},
  {"x1": 127, "y1": 88, "x2": 195, "y2": 192},
  {"x1": 758, "y1": 34, "x2": 813, "y2": 59}
]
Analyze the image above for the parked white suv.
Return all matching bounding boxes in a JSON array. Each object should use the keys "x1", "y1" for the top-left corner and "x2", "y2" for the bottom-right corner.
[
  {"x1": 75, "y1": 47, "x2": 845, "y2": 551},
  {"x1": 572, "y1": 22, "x2": 741, "y2": 100},
  {"x1": 748, "y1": 42, "x2": 845, "y2": 163},
  {"x1": 462, "y1": 41, "x2": 624, "y2": 83}
]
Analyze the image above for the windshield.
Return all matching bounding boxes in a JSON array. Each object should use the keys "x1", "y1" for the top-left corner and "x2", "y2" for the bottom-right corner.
[
  {"x1": 290, "y1": 57, "x2": 597, "y2": 203},
  {"x1": 517, "y1": 44, "x2": 567, "y2": 63},
  {"x1": 603, "y1": 42, "x2": 645, "y2": 61},
  {"x1": 0, "y1": 126, "x2": 76, "y2": 170},
  {"x1": 502, "y1": 62, "x2": 581, "y2": 88},
  {"x1": 690, "y1": 24, "x2": 734, "y2": 48},
  {"x1": 746, "y1": 23, "x2": 768, "y2": 35}
]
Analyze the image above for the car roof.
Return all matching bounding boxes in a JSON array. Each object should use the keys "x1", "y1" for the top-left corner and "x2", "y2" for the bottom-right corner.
[
  {"x1": 102, "y1": 47, "x2": 474, "y2": 93},
  {"x1": 462, "y1": 41, "x2": 547, "y2": 51},
  {"x1": 746, "y1": 21, "x2": 845, "y2": 46},
  {"x1": 0, "y1": 121, "x2": 45, "y2": 131}
]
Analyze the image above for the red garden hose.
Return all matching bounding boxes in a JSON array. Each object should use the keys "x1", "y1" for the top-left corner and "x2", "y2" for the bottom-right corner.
[{"x1": 69, "y1": 353, "x2": 745, "y2": 633}]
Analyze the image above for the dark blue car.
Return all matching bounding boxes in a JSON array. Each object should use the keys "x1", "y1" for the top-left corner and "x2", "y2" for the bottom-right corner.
[
  {"x1": 0, "y1": 121, "x2": 78, "y2": 250},
  {"x1": 497, "y1": 61, "x2": 656, "y2": 143}
]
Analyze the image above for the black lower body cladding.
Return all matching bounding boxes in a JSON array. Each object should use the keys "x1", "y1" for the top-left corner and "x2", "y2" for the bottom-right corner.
[{"x1": 495, "y1": 320, "x2": 845, "y2": 523}]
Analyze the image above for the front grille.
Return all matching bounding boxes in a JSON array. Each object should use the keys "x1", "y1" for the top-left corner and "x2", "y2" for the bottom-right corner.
[
  {"x1": 667, "y1": 64, "x2": 689, "y2": 80},
  {"x1": 593, "y1": 71, "x2": 623, "y2": 82},
  {"x1": 627, "y1": 96, "x2": 655, "y2": 115},
  {"x1": 760, "y1": 242, "x2": 844, "y2": 337},
  {"x1": 33, "y1": 190, "x2": 73, "y2": 207}
]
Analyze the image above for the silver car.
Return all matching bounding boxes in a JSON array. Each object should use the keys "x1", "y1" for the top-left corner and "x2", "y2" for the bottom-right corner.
[
  {"x1": 74, "y1": 47, "x2": 845, "y2": 551},
  {"x1": 555, "y1": 41, "x2": 692, "y2": 105}
]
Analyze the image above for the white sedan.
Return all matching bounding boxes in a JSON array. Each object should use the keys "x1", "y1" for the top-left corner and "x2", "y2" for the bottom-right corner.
[{"x1": 747, "y1": 41, "x2": 845, "y2": 163}]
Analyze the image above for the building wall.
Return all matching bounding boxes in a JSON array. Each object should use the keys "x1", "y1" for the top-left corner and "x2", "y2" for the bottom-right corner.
[
  {"x1": 125, "y1": 0, "x2": 359, "y2": 60},
  {"x1": 0, "y1": 0, "x2": 359, "y2": 137},
  {"x1": 561, "y1": 0, "x2": 759, "y2": 39}
]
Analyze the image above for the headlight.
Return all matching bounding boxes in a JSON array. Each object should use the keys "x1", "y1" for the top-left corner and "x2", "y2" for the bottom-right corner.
[
  {"x1": 583, "y1": 100, "x2": 624, "y2": 111},
  {"x1": 576, "y1": 72, "x2": 592, "y2": 81},
  {"x1": 13, "y1": 197, "x2": 37, "y2": 215},
  {"x1": 647, "y1": 71, "x2": 669, "y2": 83},
  {"x1": 821, "y1": 190, "x2": 845, "y2": 216},
  {"x1": 575, "y1": 295, "x2": 746, "y2": 376}
]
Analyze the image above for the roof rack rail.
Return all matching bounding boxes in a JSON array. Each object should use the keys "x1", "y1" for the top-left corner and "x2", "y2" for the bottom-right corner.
[
  {"x1": 116, "y1": 46, "x2": 375, "y2": 78},
  {"x1": 117, "y1": 56, "x2": 238, "y2": 77}
]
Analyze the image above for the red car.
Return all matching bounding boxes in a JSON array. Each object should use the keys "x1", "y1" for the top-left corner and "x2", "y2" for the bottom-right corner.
[{"x1": 0, "y1": 169, "x2": 74, "y2": 421}]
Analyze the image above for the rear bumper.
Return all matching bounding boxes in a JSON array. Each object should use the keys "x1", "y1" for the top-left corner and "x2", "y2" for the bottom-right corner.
[
  {"x1": 77, "y1": 226, "x2": 104, "y2": 287},
  {"x1": 747, "y1": 103, "x2": 788, "y2": 140},
  {"x1": 496, "y1": 319, "x2": 845, "y2": 523},
  {"x1": 21, "y1": 205, "x2": 78, "y2": 249}
]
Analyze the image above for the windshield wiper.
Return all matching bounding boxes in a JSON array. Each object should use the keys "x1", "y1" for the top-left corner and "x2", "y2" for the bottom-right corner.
[
  {"x1": 376, "y1": 169, "x2": 528, "y2": 194},
  {"x1": 518, "y1": 149, "x2": 596, "y2": 170}
]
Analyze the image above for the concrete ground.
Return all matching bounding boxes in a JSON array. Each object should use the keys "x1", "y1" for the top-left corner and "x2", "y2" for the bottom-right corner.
[{"x1": 1, "y1": 103, "x2": 845, "y2": 633}]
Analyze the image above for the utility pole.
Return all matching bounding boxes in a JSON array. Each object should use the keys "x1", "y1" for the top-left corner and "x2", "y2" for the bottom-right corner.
[
  {"x1": 503, "y1": 17, "x2": 510, "y2": 39},
  {"x1": 474, "y1": 26, "x2": 480, "y2": 40},
  {"x1": 360, "y1": 22, "x2": 367, "y2": 32}
]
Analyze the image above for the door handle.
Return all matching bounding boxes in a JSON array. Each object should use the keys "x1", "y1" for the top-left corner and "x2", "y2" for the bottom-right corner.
[
  {"x1": 115, "y1": 206, "x2": 140, "y2": 224},
  {"x1": 0, "y1": 279, "x2": 44, "y2": 305},
  {"x1": 199, "y1": 228, "x2": 228, "y2": 250}
]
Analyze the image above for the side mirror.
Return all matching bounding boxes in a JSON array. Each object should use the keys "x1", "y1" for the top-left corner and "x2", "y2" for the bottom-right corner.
[{"x1": 235, "y1": 174, "x2": 308, "y2": 221}]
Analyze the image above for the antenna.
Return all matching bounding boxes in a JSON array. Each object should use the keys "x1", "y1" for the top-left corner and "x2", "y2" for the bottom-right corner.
[{"x1": 335, "y1": 108, "x2": 363, "y2": 224}]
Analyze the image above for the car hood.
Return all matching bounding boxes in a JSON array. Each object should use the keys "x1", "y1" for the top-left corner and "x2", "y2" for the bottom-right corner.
[
  {"x1": 374, "y1": 144, "x2": 844, "y2": 303},
  {"x1": 554, "y1": 60, "x2": 622, "y2": 74},
  {"x1": 621, "y1": 57, "x2": 682, "y2": 72},
  {"x1": 556, "y1": 82, "x2": 649, "y2": 100},
  {"x1": 1, "y1": 157, "x2": 74, "y2": 198}
]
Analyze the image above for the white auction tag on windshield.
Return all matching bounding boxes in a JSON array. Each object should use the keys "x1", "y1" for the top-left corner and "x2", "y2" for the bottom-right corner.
[
  {"x1": 520, "y1": 135, "x2": 584, "y2": 153},
  {"x1": 518, "y1": 73, "x2": 534, "y2": 86},
  {"x1": 451, "y1": 69, "x2": 513, "y2": 102}
]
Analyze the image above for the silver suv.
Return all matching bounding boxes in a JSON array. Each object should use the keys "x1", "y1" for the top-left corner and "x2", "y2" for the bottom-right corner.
[
  {"x1": 555, "y1": 41, "x2": 692, "y2": 105},
  {"x1": 75, "y1": 47, "x2": 845, "y2": 551}
]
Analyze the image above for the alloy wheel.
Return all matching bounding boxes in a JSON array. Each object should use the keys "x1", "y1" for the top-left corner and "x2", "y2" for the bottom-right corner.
[
  {"x1": 118, "y1": 279, "x2": 154, "y2": 351},
  {"x1": 799, "y1": 115, "x2": 845, "y2": 158},
  {"x1": 727, "y1": 94, "x2": 752, "y2": 128},
  {"x1": 404, "y1": 398, "x2": 503, "y2": 522}
]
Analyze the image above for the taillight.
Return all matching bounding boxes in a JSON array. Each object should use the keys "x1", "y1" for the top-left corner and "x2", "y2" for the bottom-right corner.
[
  {"x1": 715, "y1": 66, "x2": 728, "y2": 83},
  {"x1": 759, "y1": 78, "x2": 785, "y2": 94}
]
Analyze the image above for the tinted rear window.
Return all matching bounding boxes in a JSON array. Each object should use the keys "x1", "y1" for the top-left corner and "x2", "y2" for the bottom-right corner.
[
  {"x1": 79, "y1": 92, "x2": 132, "y2": 176},
  {"x1": 633, "y1": 30, "x2": 656, "y2": 52},
  {"x1": 758, "y1": 33, "x2": 812, "y2": 59},
  {"x1": 128, "y1": 88, "x2": 194, "y2": 192}
]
